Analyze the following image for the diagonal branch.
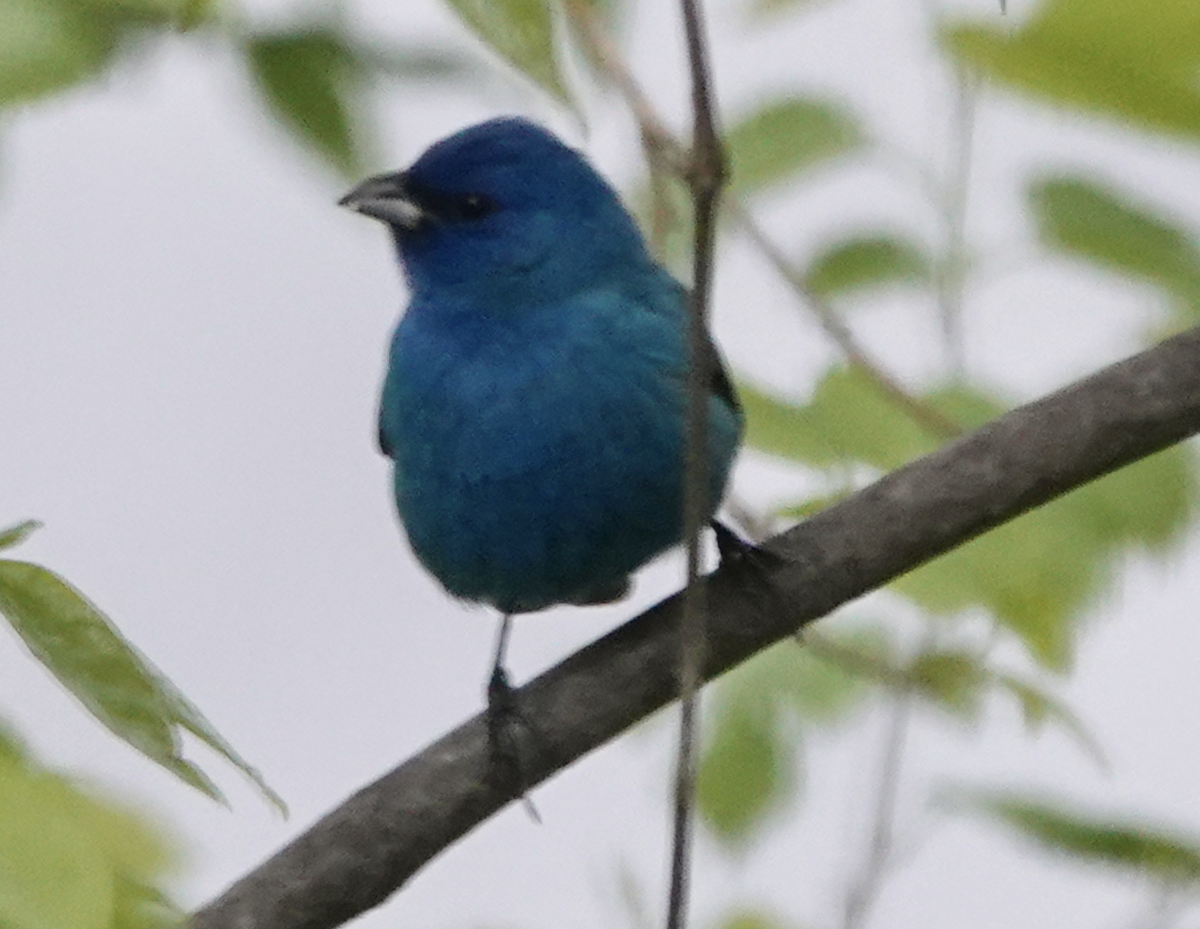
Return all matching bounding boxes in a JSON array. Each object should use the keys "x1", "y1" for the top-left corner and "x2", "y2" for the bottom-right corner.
[{"x1": 192, "y1": 325, "x2": 1200, "y2": 929}]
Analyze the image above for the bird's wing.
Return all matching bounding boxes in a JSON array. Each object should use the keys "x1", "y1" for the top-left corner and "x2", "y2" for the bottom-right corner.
[
  {"x1": 705, "y1": 333, "x2": 742, "y2": 420},
  {"x1": 374, "y1": 280, "x2": 741, "y2": 458},
  {"x1": 669, "y1": 275, "x2": 742, "y2": 422}
]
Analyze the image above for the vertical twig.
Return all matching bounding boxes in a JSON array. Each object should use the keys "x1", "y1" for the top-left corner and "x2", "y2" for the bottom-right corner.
[
  {"x1": 938, "y1": 66, "x2": 978, "y2": 378},
  {"x1": 842, "y1": 691, "x2": 913, "y2": 929},
  {"x1": 563, "y1": 0, "x2": 954, "y2": 438},
  {"x1": 669, "y1": 2, "x2": 727, "y2": 929}
]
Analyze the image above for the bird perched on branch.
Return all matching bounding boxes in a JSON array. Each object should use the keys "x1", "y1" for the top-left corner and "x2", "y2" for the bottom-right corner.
[{"x1": 340, "y1": 117, "x2": 742, "y2": 759}]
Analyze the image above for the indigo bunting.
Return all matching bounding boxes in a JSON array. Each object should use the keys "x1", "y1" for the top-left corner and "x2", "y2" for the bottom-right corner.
[{"x1": 340, "y1": 117, "x2": 742, "y2": 720}]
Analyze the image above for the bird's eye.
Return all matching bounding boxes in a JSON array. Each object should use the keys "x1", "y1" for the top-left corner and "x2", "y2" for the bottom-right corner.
[{"x1": 458, "y1": 194, "x2": 497, "y2": 221}]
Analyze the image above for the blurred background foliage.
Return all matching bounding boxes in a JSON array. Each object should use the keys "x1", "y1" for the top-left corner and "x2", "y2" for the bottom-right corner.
[{"x1": 6, "y1": 0, "x2": 1200, "y2": 927}]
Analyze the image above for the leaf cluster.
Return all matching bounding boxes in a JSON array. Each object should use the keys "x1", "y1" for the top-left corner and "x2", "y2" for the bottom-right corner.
[{"x1": 0, "y1": 721, "x2": 179, "y2": 929}]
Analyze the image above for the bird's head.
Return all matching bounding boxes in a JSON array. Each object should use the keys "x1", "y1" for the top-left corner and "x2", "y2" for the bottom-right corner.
[{"x1": 340, "y1": 118, "x2": 650, "y2": 304}]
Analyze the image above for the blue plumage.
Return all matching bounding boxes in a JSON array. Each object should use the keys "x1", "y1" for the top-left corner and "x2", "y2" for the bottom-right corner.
[{"x1": 341, "y1": 117, "x2": 742, "y2": 618}]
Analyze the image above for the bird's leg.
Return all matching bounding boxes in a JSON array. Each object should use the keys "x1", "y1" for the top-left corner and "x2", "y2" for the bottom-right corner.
[
  {"x1": 485, "y1": 614, "x2": 541, "y2": 821},
  {"x1": 487, "y1": 613, "x2": 515, "y2": 710}
]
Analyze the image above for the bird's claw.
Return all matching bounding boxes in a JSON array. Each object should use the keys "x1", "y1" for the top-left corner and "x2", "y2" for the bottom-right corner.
[
  {"x1": 710, "y1": 519, "x2": 791, "y2": 624},
  {"x1": 486, "y1": 666, "x2": 541, "y2": 822},
  {"x1": 711, "y1": 519, "x2": 784, "y2": 568}
]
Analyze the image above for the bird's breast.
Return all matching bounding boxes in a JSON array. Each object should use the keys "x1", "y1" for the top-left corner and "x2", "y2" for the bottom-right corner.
[{"x1": 378, "y1": 292, "x2": 703, "y2": 611}]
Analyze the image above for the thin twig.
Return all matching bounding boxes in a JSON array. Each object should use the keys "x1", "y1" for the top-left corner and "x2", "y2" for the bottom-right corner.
[
  {"x1": 805, "y1": 626, "x2": 916, "y2": 929},
  {"x1": 563, "y1": 0, "x2": 956, "y2": 440},
  {"x1": 938, "y1": 65, "x2": 978, "y2": 377},
  {"x1": 797, "y1": 630, "x2": 908, "y2": 687},
  {"x1": 670, "y1": 2, "x2": 726, "y2": 928},
  {"x1": 563, "y1": 0, "x2": 683, "y2": 172},
  {"x1": 730, "y1": 202, "x2": 962, "y2": 439},
  {"x1": 842, "y1": 692, "x2": 913, "y2": 929}
]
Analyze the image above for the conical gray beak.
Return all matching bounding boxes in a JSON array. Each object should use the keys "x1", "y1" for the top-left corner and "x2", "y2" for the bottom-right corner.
[{"x1": 339, "y1": 172, "x2": 426, "y2": 230}]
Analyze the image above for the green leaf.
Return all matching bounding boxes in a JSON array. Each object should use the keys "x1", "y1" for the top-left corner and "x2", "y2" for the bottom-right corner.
[
  {"x1": 0, "y1": 751, "x2": 176, "y2": 929},
  {"x1": 943, "y1": 0, "x2": 1200, "y2": 141},
  {"x1": 805, "y1": 234, "x2": 930, "y2": 299},
  {"x1": 727, "y1": 97, "x2": 863, "y2": 197},
  {"x1": 923, "y1": 382, "x2": 1005, "y2": 430},
  {"x1": 745, "y1": 0, "x2": 825, "y2": 18},
  {"x1": 0, "y1": 559, "x2": 286, "y2": 813},
  {"x1": 697, "y1": 629, "x2": 885, "y2": 845},
  {"x1": 743, "y1": 366, "x2": 1190, "y2": 671},
  {"x1": 993, "y1": 674, "x2": 1107, "y2": 768},
  {"x1": 737, "y1": 635, "x2": 877, "y2": 724},
  {"x1": 750, "y1": 366, "x2": 1194, "y2": 676},
  {"x1": 175, "y1": 0, "x2": 215, "y2": 31},
  {"x1": 0, "y1": 520, "x2": 41, "y2": 552},
  {"x1": 894, "y1": 447, "x2": 1196, "y2": 669},
  {"x1": 737, "y1": 380, "x2": 840, "y2": 468},
  {"x1": 0, "y1": 719, "x2": 28, "y2": 763},
  {"x1": 711, "y1": 910, "x2": 794, "y2": 929},
  {"x1": 796, "y1": 627, "x2": 894, "y2": 718},
  {"x1": 248, "y1": 28, "x2": 365, "y2": 177},
  {"x1": 740, "y1": 368, "x2": 994, "y2": 471},
  {"x1": 697, "y1": 699, "x2": 793, "y2": 844},
  {"x1": 0, "y1": 0, "x2": 119, "y2": 104},
  {"x1": 907, "y1": 649, "x2": 985, "y2": 720},
  {"x1": 78, "y1": 0, "x2": 213, "y2": 26},
  {"x1": 776, "y1": 489, "x2": 853, "y2": 520},
  {"x1": 959, "y1": 792, "x2": 1200, "y2": 883},
  {"x1": 109, "y1": 879, "x2": 182, "y2": 929},
  {"x1": 894, "y1": 501, "x2": 1099, "y2": 670},
  {"x1": 740, "y1": 368, "x2": 928, "y2": 469},
  {"x1": 632, "y1": 96, "x2": 862, "y2": 267},
  {"x1": 445, "y1": 0, "x2": 573, "y2": 108},
  {"x1": 1030, "y1": 175, "x2": 1200, "y2": 318},
  {"x1": 1069, "y1": 444, "x2": 1196, "y2": 550}
]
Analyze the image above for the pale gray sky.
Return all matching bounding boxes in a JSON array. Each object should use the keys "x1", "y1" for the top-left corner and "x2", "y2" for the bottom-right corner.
[{"x1": 5, "y1": 0, "x2": 1200, "y2": 927}]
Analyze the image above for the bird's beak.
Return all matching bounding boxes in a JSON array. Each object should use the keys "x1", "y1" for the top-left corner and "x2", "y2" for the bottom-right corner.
[{"x1": 338, "y1": 172, "x2": 426, "y2": 230}]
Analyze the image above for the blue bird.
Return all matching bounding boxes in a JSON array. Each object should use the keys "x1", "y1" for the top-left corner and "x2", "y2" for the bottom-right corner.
[{"x1": 340, "y1": 117, "x2": 742, "y2": 733}]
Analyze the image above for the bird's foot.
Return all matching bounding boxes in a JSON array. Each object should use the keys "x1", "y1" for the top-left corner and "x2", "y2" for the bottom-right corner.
[
  {"x1": 711, "y1": 519, "x2": 784, "y2": 569},
  {"x1": 711, "y1": 519, "x2": 791, "y2": 622},
  {"x1": 486, "y1": 666, "x2": 541, "y2": 822}
]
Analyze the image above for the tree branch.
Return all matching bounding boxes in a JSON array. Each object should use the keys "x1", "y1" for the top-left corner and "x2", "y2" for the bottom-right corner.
[{"x1": 192, "y1": 325, "x2": 1200, "y2": 929}]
